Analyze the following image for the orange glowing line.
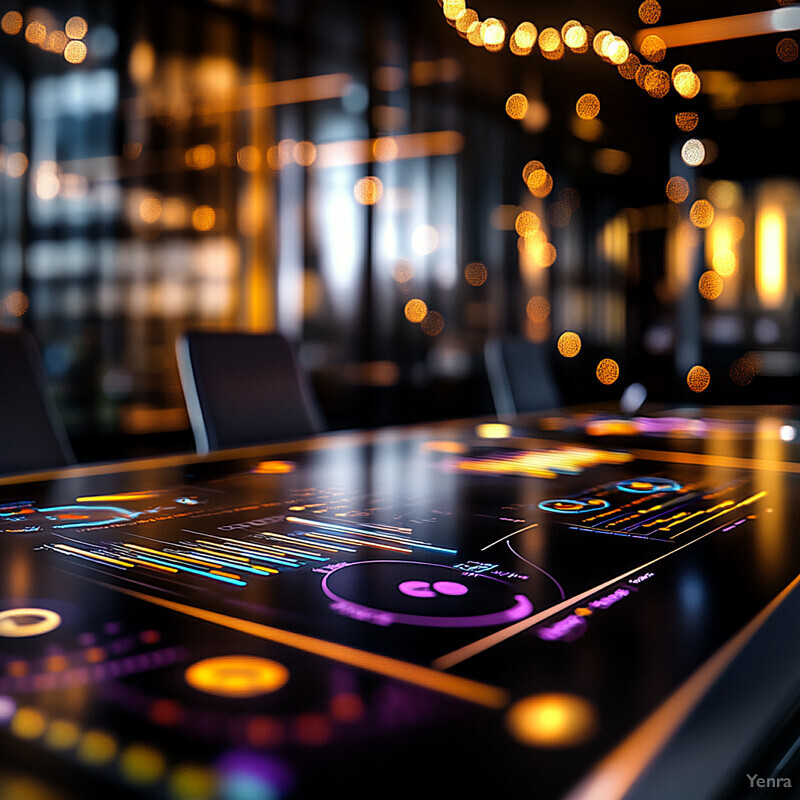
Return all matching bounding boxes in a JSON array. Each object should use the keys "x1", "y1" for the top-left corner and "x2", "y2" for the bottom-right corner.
[
  {"x1": 122, "y1": 543, "x2": 233, "y2": 569},
  {"x1": 634, "y1": 7, "x2": 800, "y2": 49},
  {"x1": 98, "y1": 585, "x2": 508, "y2": 709},
  {"x1": 192, "y1": 545, "x2": 251, "y2": 562},
  {"x1": 254, "y1": 531, "x2": 342, "y2": 553},
  {"x1": 75, "y1": 492, "x2": 161, "y2": 502},
  {"x1": 670, "y1": 491, "x2": 766, "y2": 539},
  {"x1": 125, "y1": 557, "x2": 179, "y2": 573},
  {"x1": 53, "y1": 544, "x2": 135, "y2": 568},
  {"x1": 315, "y1": 131, "x2": 464, "y2": 168},
  {"x1": 303, "y1": 532, "x2": 412, "y2": 553},
  {"x1": 631, "y1": 447, "x2": 800, "y2": 475},
  {"x1": 210, "y1": 569, "x2": 242, "y2": 580}
]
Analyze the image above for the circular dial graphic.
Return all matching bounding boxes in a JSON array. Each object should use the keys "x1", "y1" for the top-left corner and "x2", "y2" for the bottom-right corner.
[
  {"x1": 616, "y1": 478, "x2": 681, "y2": 494},
  {"x1": 538, "y1": 498, "x2": 610, "y2": 514},
  {"x1": 322, "y1": 561, "x2": 533, "y2": 628}
]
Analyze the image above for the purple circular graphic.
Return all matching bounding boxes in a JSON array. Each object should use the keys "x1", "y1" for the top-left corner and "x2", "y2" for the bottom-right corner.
[{"x1": 322, "y1": 560, "x2": 533, "y2": 628}]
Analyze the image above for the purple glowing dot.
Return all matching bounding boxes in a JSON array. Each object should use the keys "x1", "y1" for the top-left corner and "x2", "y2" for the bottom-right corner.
[
  {"x1": 0, "y1": 696, "x2": 16, "y2": 723},
  {"x1": 398, "y1": 581, "x2": 436, "y2": 598},
  {"x1": 432, "y1": 581, "x2": 468, "y2": 596}
]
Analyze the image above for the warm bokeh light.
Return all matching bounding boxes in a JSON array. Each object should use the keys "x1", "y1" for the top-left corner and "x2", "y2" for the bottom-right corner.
[
  {"x1": 3, "y1": 290, "x2": 29, "y2": 317},
  {"x1": 698, "y1": 270, "x2": 724, "y2": 300},
  {"x1": 645, "y1": 70, "x2": 670, "y2": 98},
  {"x1": 455, "y1": 10, "x2": 478, "y2": 36},
  {"x1": 404, "y1": 298, "x2": 428, "y2": 323},
  {"x1": 640, "y1": 34, "x2": 666, "y2": 62},
  {"x1": 45, "y1": 30, "x2": 68, "y2": 53},
  {"x1": 690, "y1": 199, "x2": 715, "y2": 228},
  {"x1": 596, "y1": 358, "x2": 620, "y2": 385},
  {"x1": 513, "y1": 22, "x2": 537, "y2": 50},
  {"x1": 730, "y1": 353, "x2": 761, "y2": 386},
  {"x1": 564, "y1": 24, "x2": 588, "y2": 51},
  {"x1": 192, "y1": 206, "x2": 216, "y2": 231},
  {"x1": 522, "y1": 160, "x2": 545, "y2": 183},
  {"x1": 618, "y1": 54, "x2": 641, "y2": 80},
  {"x1": 11, "y1": 707, "x2": 46, "y2": 740},
  {"x1": 777, "y1": 37, "x2": 799, "y2": 63},
  {"x1": 713, "y1": 250, "x2": 736, "y2": 276},
  {"x1": 65, "y1": 16, "x2": 88, "y2": 39},
  {"x1": 476, "y1": 423, "x2": 511, "y2": 439},
  {"x1": 575, "y1": 93, "x2": 600, "y2": 120},
  {"x1": 593, "y1": 30, "x2": 612, "y2": 56},
  {"x1": 756, "y1": 206, "x2": 786, "y2": 308},
  {"x1": 526, "y1": 296, "x2": 551, "y2": 323},
  {"x1": 635, "y1": 64, "x2": 654, "y2": 90},
  {"x1": 515, "y1": 210, "x2": 540, "y2": 236},
  {"x1": 681, "y1": 138, "x2": 705, "y2": 166},
  {"x1": 421, "y1": 310, "x2": 445, "y2": 336},
  {"x1": 673, "y1": 71, "x2": 701, "y2": 99},
  {"x1": 481, "y1": 17, "x2": 506, "y2": 49},
  {"x1": 119, "y1": 744, "x2": 166, "y2": 785},
  {"x1": 607, "y1": 38, "x2": 630, "y2": 65},
  {"x1": 236, "y1": 146, "x2": 262, "y2": 171},
  {"x1": 675, "y1": 111, "x2": 699, "y2": 131},
  {"x1": 466, "y1": 21, "x2": 483, "y2": 47},
  {"x1": 571, "y1": 117, "x2": 604, "y2": 141},
  {"x1": 63, "y1": 40, "x2": 88, "y2": 64},
  {"x1": 708, "y1": 180, "x2": 740, "y2": 210},
  {"x1": 506, "y1": 694, "x2": 598, "y2": 748},
  {"x1": 557, "y1": 331, "x2": 581, "y2": 358},
  {"x1": 76, "y1": 730, "x2": 117, "y2": 765},
  {"x1": 412, "y1": 224, "x2": 439, "y2": 255},
  {"x1": 185, "y1": 144, "x2": 216, "y2": 170},
  {"x1": 666, "y1": 176, "x2": 690, "y2": 203},
  {"x1": 6, "y1": 152, "x2": 28, "y2": 178},
  {"x1": 638, "y1": 0, "x2": 662, "y2": 24},
  {"x1": 354, "y1": 176, "x2": 383, "y2": 205},
  {"x1": 527, "y1": 170, "x2": 553, "y2": 197},
  {"x1": 294, "y1": 140, "x2": 317, "y2": 166},
  {"x1": 538, "y1": 27, "x2": 561, "y2": 53},
  {"x1": 25, "y1": 21, "x2": 46, "y2": 45},
  {"x1": 593, "y1": 149, "x2": 631, "y2": 175},
  {"x1": 185, "y1": 656, "x2": 289, "y2": 698},
  {"x1": 392, "y1": 259, "x2": 415, "y2": 283},
  {"x1": 139, "y1": 197, "x2": 162, "y2": 224},
  {"x1": 1, "y1": 11, "x2": 23, "y2": 35},
  {"x1": 372, "y1": 137, "x2": 397, "y2": 162},
  {"x1": 505, "y1": 93, "x2": 529, "y2": 120},
  {"x1": 465, "y1": 262, "x2": 488, "y2": 286},
  {"x1": 687, "y1": 365, "x2": 711, "y2": 393}
]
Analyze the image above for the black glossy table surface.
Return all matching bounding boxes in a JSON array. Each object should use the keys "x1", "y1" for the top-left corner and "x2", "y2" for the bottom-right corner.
[{"x1": 2, "y1": 405, "x2": 800, "y2": 800}]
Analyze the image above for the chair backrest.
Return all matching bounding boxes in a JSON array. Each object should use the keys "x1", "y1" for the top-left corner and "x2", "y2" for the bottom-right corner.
[
  {"x1": 0, "y1": 328, "x2": 75, "y2": 476},
  {"x1": 176, "y1": 330, "x2": 324, "y2": 453},
  {"x1": 484, "y1": 337, "x2": 561, "y2": 417}
]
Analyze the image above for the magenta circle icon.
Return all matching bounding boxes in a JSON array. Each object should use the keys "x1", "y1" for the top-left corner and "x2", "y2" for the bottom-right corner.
[{"x1": 322, "y1": 560, "x2": 533, "y2": 628}]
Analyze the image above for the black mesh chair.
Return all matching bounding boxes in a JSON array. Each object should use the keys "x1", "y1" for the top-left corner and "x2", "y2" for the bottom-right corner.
[
  {"x1": 484, "y1": 337, "x2": 562, "y2": 417},
  {"x1": 176, "y1": 330, "x2": 324, "y2": 453},
  {"x1": 0, "y1": 328, "x2": 75, "y2": 476}
]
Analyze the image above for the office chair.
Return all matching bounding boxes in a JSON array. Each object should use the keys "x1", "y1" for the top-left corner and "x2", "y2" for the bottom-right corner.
[
  {"x1": 0, "y1": 328, "x2": 76, "y2": 476},
  {"x1": 484, "y1": 337, "x2": 562, "y2": 417},
  {"x1": 176, "y1": 330, "x2": 324, "y2": 453}
]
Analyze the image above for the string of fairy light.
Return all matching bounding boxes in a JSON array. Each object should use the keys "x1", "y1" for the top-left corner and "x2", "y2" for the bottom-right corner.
[{"x1": 435, "y1": 0, "x2": 775, "y2": 395}]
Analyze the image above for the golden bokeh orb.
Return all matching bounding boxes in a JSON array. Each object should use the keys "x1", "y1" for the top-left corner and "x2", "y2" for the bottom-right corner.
[
  {"x1": 506, "y1": 93, "x2": 529, "y2": 120},
  {"x1": 65, "y1": 16, "x2": 88, "y2": 39},
  {"x1": 690, "y1": 199, "x2": 715, "y2": 228},
  {"x1": 513, "y1": 22, "x2": 537, "y2": 50},
  {"x1": 698, "y1": 270, "x2": 723, "y2": 300},
  {"x1": 635, "y1": 64, "x2": 654, "y2": 89},
  {"x1": 1, "y1": 11, "x2": 23, "y2": 35},
  {"x1": 675, "y1": 111, "x2": 699, "y2": 131},
  {"x1": 713, "y1": 250, "x2": 736, "y2": 276},
  {"x1": 404, "y1": 298, "x2": 428, "y2": 323},
  {"x1": 515, "y1": 210, "x2": 540, "y2": 236},
  {"x1": 645, "y1": 70, "x2": 671, "y2": 98},
  {"x1": 681, "y1": 138, "x2": 705, "y2": 167},
  {"x1": 185, "y1": 656, "x2": 289, "y2": 698},
  {"x1": 673, "y1": 71, "x2": 701, "y2": 99},
  {"x1": 64, "y1": 40, "x2": 88, "y2": 64},
  {"x1": 564, "y1": 24, "x2": 588, "y2": 51},
  {"x1": 192, "y1": 205, "x2": 216, "y2": 231},
  {"x1": 354, "y1": 176, "x2": 383, "y2": 205},
  {"x1": 538, "y1": 27, "x2": 561, "y2": 52},
  {"x1": 596, "y1": 358, "x2": 620, "y2": 385},
  {"x1": 506, "y1": 694, "x2": 598, "y2": 748},
  {"x1": 777, "y1": 38, "x2": 798, "y2": 63},
  {"x1": 481, "y1": 17, "x2": 506, "y2": 48},
  {"x1": 557, "y1": 331, "x2": 582, "y2": 358},
  {"x1": 575, "y1": 93, "x2": 600, "y2": 120},
  {"x1": 526, "y1": 296, "x2": 551, "y2": 323},
  {"x1": 294, "y1": 140, "x2": 317, "y2": 166},
  {"x1": 618, "y1": 54, "x2": 641, "y2": 80},
  {"x1": 666, "y1": 176, "x2": 690, "y2": 204},
  {"x1": 640, "y1": 34, "x2": 666, "y2": 62},
  {"x1": 638, "y1": 0, "x2": 662, "y2": 24},
  {"x1": 522, "y1": 160, "x2": 545, "y2": 183},
  {"x1": 687, "y1": 365, "x2": 710, "y2": 393},
  {"x1": 465, "y1": 262, "x2": 488, "y2": 286}
]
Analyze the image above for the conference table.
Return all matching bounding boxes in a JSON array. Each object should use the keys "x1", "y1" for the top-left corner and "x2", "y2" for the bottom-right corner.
[{"x1": 2, "y1": 406, "x2": 800, "y2": 800}]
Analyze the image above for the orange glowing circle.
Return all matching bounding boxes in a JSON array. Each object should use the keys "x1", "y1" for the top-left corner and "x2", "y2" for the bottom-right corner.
[
  {"x1": 730, "y1": 353, "x2": 760, "y2": 386},
  {"x1": 372, "y1": 137, "x2": 397, "y2": 162},
  {"x1": 404, "y1": 298, "x2": 428, "y2": 323},
  {"x1": 593, "y1": 30, "x2": 612, "y2": 57},
  {"x1": 690, "y1": 199, "x2": 715, "y2": 228},
  {"x1": 515, "y1": 210, "x2": 540, "y2": 236},
  {"x1": 45, "y1": 30, "x2": 68, "y2": 53},
  {"x1": 687, "y1": 365, "x2": 710, "y2": 393},
  {"x1": 186, "y1": 144, "x2": 215, "y2": 170},
  {"x1": 536, "y1": 242, "x2": 557, "y2": 267},
  {"x1": 513, "y1": 21, "x2": 537, "y2": 49},
  {"x1": 529, "y1": 172, "x2": 553, "y2": 198},
  {"x1": 421, "y1": 310, "x2": 445, "y2": 336},
  {"x1": 466, "y1": 21, "x2": 483, "y2": 47},
  {"x1": 185, "y1": 656, "x2": 289, "y2": 698},
  {"x1": 236, "y1": 146, "x2": 262, "y2": 171},
  {"x1": 442, "y1": 0, "x2": 466, "y2": 22},
  {"x1": 526, "y1": 296, "x2": 551, "y2": 323},
  {"x1": 2, "y1": 290, "x2": 29, "y2": 317},
  {"x1": 65, "y1": 16, "x2": 88, "y2": 39},
  {"x1": 713, "y1": 250, "x2": 736, "y2": 276},
  {"x1": 604, "y1": 37, "x2": 629, "y2": 64},
  {"x1": 618, "y1": 53, "x2": 640, "y2": 80},
  {"x1": 25, "y1": 21, "x2": 46, "y2": 45},
  {"x1": 564, "y1": 24, "x2": 588, "y2": 51},
  {"x1": 522, "y1": 160, "x2": 545, "y2": 183},
  {"x1": 596, "y1": 358, "x2": 620, "y2": 385},
  {"x1": 1, "y1": 11, "x2": 23, "y2": 35},
  {"x1": 139, "y1": 197, "x2": 162, "y2": 223},
  {"x1": 542, "y1": 41, "x2": 565, "y2": 61},
  {"x1": 575, "y1": 93, "x2": 600, "y2": 120},
  {"x1": 698, "y1": 270, "x2": 723, "y2": 300},
  {"x1": 638, "y1": 0, "x2": 661, "y2": 24},
  {"x1": 777, "y1": 38, "x2": 799, "y2": 63},
  {"x1": 506, "y1": 93, "x2": 529, "y2": 120},
  {"x1": 538, "y1": 27, "x2": 561, "y2": 53},
  {"x1": 635, "y1": 64, "x2": 655, "y2": 90},
  {"x1": 481, "y1": 17, "x2": 506, "y2": 48},
  {"x1": 294, "y1": 141, "x2": 317, "y2": 166},
  {"x1": 681, "y1": 138, "x2": 705, "y2": 167},
  {"x1": 557, "y1": 332, "x2": 581, "y2": 358},
  {"x1": 673, "y1": 71, "x2": 701, "y2": 99},
  {"x1": 464, "y1": 262, "x2": 488, "y2": 286},
  {"x1": 456, "y1": 9, "x2": 479, "y2": 35},
  {"x1": 666, "y1": 176, "x2": 690, "y2": 204},
  {"x1": 192, "y1": 205, "x2": 216, "y2": 231},
  {"x1": 640, "y1": 34, "x2": 666, "y2": 62},
  {"x1": 63, "y1": 40, "x2": 87, "y2": 64},
  {"x1": 354, "y1": 176, "x2": 383, "y2": 205},
  {"x1": 506, "y1": 693, "x2": 598, "y2": 748},
  {"x1": 675, "y1": 111, "x2": 699, "y2": 131},
  {"x1": 645, "y1": 70, "x2": 670, "y2": 98}
]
